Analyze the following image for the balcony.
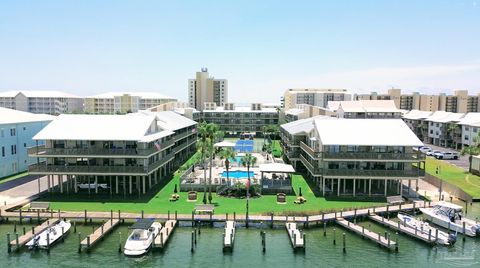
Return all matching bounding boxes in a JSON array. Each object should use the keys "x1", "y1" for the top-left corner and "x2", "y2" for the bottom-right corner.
[
  {"x1": 323, "y1": 168, "x2": 425, "y2": 178},
  {"x1": 300, "y1": 141, "x2": 321, "y2": 158},
  {"x1": 322, "y1": 152, "x2": 425, "y2": 161},
  {"x1": 299, "y1": 154, "x2": 322, "y2": 175}
]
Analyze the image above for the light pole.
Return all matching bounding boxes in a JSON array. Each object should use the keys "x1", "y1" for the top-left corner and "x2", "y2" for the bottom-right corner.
[{"x1": 436, "y1": 165, "x2": 442, "y2": 201}]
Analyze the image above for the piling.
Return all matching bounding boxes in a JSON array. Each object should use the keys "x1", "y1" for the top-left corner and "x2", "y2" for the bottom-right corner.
[
  {"x1": 435, "y1": 228, "x2": 439, "y2": 243},
  {"x1": 7, "y1": 233, "x2": 11, "y2": 253},
  {"x1": 86, "y1": 236, "x2": 90, "y2": 253},
  {"x1": 463, "y1": 222, "x2": 466, "y2": 242},
  {"x1": 46, "y1": 232, "x2": 50, "y2": 254},
  {"x1": 84, "y1": 210, "x2": 87, "y2": 225},
  {"x1": 74, "y1": 221, "x2": 77, "y2": 233},
  {"x1": 333, "y1": 228, "x2": 336, "y2": 245},
  {"x1": 160, "y1": 232, "x2": 164, "y2": 248},
  {"x1": 118, "y1": 232, "x2": 122, "y2": 253},
  {"x1": 22, "y1": 227, "x2": 26, "y2": 235},
  {"x1": 342, "y1": 233, "x2": 346, "y2": 253},
  {"x1": 191, "y1": 211, "x2": 194, "y2": 227},
  {"x1": 428, "y1": 229, "x2": 432, "y2": 242},
  {"x1": 15, "y1": 233, "x2": 19, "y2": 252},
  {"x1": 234, "y1": 212, "x2": 236, "y2": 221},
  {"x1": 19, "y1": 210, "x2": 22, "y2": 224},
  {"x1": 191, "y1": 231, "x2": 194, "y2": 253},
  {"x1": 262, "y1": 231, "x2": 266, "y2": 253},
  {"x1": 31, "y1": 226, "x2": 35, "y2": 235},
  {"x1": 168, "y1": 210, "x2": 170, "y2": 220},
  {"x1": 395, "y1": 232, "x2": 399, "y2": 252},
  {"x1": 270, "y1": 213, "x2": 274, "y2": 228},
  {"x1": 141, "y1": 210, "x2": 144, "y2": 219},
  {"x1": 323, "y1": 221, "x2": 326, "y2": 236},
  {"x1": 194, "y1": 229, "x2": 197, "y2": 245},
  {"x1": 14, "y1": 223, "x2": 16, "y2": 233},
  {"x1": 78, "y1": 233, "x2": 82, "y2": 253}
]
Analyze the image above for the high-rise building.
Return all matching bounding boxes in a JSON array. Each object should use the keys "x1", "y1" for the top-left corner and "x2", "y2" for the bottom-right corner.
[
  {"x1": 0, "y1": 90, "x2": 84, "y2": 115},
  {"x1": 188, "y1": 68, "x2": 228, "y2": 111},
  {"x1": 282, "y1": 89, "x2": 351, "y2": 110},
  {"x1": 84, "y1": 92, "x2": 176, "y2": 114}
]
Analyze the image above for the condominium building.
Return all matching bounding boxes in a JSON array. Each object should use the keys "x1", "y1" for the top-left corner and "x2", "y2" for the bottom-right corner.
[
  {"x1": 282, "y1": 89, "x2": 351, "y2": 110},
  {"x1": 0, "y1": 90, "x2": 84, "y2": 115},
  {"x1": 147, "y1": 101, "x2": 202, "y2": 122},
  {"x1": 0, "y1": 108, "x2": 54, "y2": 178},
  {"x1": 328, "y1": 100, "x2": 402, "y2": 119},
  {"x1": 188, "y1": 68, "x2": 228, "y2": 111},
  {"x1": 356, "y1": 89, "x2": 480, "y2": 113},
  {"x1": 28, "y1": 111, "x2": 197, "y2": 195},
  {"x1": 402, "y1": 110, "x2": 434, "y2": 142},
  {"x1": 284, "y1": 104, "x2": 334, "y2": 122},
  {"x1": 281, "y1": 118, "x2": 425, "y2": 198},
  {"x1": 424, "y1": 111, "x2": 464, "y2": 147},
  {"x1": 202, "y1": 103, "x2": 278, "y2": 135},
  {"x1": 84, "y1": 92, "x2": 176, "y2": 114}
]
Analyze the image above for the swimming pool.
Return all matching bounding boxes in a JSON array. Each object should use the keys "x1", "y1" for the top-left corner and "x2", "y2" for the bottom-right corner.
[
  {"x1": 221, "y1": 170, "x2": 255, "y2": 179},
  {"x1": 228, "y1": 156, "x2": 243, "y2": 164}
]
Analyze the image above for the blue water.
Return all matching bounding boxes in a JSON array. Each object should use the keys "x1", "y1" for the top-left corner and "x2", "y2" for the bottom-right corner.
[
  {"x1": 228, "y1": 156, "x2": 243, "y2": 164},
  {"x1": 221, "y1": 170, "x2": 255, "y2": 178}
]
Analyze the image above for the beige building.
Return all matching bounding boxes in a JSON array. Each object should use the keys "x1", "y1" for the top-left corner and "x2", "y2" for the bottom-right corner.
[
  {"x1": 356, "y1": 89, "x2": 480, "y2": 113},
  {"x1": 0, "y1": 90, "x2": 84, "y2": 115},
  {"x1": 188, "y1": 68, "x2": 228, "y2": 111},
  {"x1": 84, "y1": 92, "x2": 176, "y2": 114},
  {"x1": 282, "y1": 89, "x2": 352, "y2": 110}
]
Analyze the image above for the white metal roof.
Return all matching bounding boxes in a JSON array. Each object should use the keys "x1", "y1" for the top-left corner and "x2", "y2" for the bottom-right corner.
[
  {"x1": 285, "y1": 108, "x2": 305, "y2": 116},
  {"x1": 281, "y1": 116, "x2": 334, "y2": 135},
  {"x1": 314, "y1": 119, "x2": 423, "y2": 146},
  {"x1": 134, "y1": 110, "x2": 197, "y2": 131},
  {"x1": 259, "y1": 163, "x2": 295, "y2": 173},
  {"x1": 425, "y1": 111, "x2": 465, "y2": 123},
  {"x1": 214, "y1": 141, "x2": 236, "y2": 147},
  {"x1": 456, "y1": 113, "x2": 480, "y2": 126},
  {"x1": 402, "y1": 110, "x2": 434, "y2": 120},
  {"x1": 0, "y1": 107, "x2": 55, "y2": 125},
  {"x1": 337, "y1": 100, "x2": 400, "y2": 113},
  {"x1": 203, "y1": 106, "x2": 277, "y2": 113},
  {"x1": 86, "y1": 91, "x2": 175, "y2": 99},
  {"x1": 33, "y1": 114, "x2": 159, "y2": 141},
  {"x1": 0, "y1": 90, "x2": 81, "y2": 98}
]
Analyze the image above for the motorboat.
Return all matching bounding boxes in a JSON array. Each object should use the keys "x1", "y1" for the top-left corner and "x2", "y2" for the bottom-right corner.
[
  {"x1": 419, "y1": 201, "x2": 480, "y2": 237},
  {"x1": 26, "y1": 220, "x2": 71, "y2": 249},
  {"x1": 397, "y1": 213, "x2": 456, "y2": 245},
  {"x1": 124, "y1": 219, "x2": 162, "y2": 257},
  {"x1": 77, "y1": 183, "x2": 108, "y2": 190}
]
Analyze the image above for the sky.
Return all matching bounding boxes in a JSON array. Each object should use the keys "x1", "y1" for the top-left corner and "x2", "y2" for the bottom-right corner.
[{"x1": 0, "y1": 0, "x2": 479, "y2": 103}]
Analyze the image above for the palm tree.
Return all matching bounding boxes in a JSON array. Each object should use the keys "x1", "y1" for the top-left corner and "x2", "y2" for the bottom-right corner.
[
  {"x1": 219, "y1": 147, "x2": 236, "y2": 186},
  {"x1": 196, "y1": 122, "x2": 210, "y2": 204},
  {"x1": 205, "y1": 123, "x2": 223, "y2": 204},
  {"x1": 461, "y1": 131, "x2": 480, "y2": 173},
  {"x1": 240, "y1": 153, "x2": 257, "y2": 226},
  {"x1": 447, "y1": 123, "x2": 458, "y2": 149}
]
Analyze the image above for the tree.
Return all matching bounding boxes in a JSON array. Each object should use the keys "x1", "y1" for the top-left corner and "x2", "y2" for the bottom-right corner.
[
  {"x1": 446, "y1": 123, "x2": 458, "y2": 149},
  {"x1": 204, "y1": 123, "x2": 223, "y2": 204},
  {"x1": 219, "y1": 147, "x2": 236, "y2": 186},
  {"x1": 240, "y1": 153, "x2": 257, "y2": 227},
  {"x1": 461, "y1": 131, "x2": 480, "y2": 173},
  {"x1": 196, "y1": 122, "x2": 211, "y2": 204}
]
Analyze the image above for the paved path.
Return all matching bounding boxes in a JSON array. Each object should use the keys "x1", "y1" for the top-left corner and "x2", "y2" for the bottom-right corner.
[{"x1": 0, "y1": 175, "x2": 62, "y2": 207}]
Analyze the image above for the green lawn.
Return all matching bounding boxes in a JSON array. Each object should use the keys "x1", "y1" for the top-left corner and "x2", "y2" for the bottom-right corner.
[
  {"x1": 0, "y1": 171, "x2": 29, "y2": 185},
  {"x1": 44, "y1": 173, "x2": 383, "y2": 216},
  {"x1": 425, "y1": 157, "x2": 480, "y2": 198},
  {"x1": 271, "y1": 140, "x2": 282, "y2": 158}
]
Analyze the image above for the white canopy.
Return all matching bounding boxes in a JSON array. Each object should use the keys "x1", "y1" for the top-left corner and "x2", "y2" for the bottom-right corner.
[
  {"x1": 214, "y1": 141, "x2": 236, "y2": 147},
  {"x1": 259, "y1": 163, "x2": 295, "y2": 173}
]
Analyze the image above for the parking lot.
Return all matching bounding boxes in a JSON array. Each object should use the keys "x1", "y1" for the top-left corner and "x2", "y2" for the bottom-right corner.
[{"x1": 421, "y1": 144, "x2": 470, "y2": 171}]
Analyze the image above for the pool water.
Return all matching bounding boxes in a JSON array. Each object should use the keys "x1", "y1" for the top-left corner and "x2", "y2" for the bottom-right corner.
[
  {"x1": 221, "y1": 170, "x2": 254, "y2": 178},
  {"x1": 228, "y1": 156, "x2": 243, "y2": 164}
]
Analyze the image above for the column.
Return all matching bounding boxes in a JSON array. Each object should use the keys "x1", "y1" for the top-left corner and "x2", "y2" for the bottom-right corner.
[
  {"x1": 337, "y1": 178, "x2": 340, "y2": 196},
  {"x1": 74, "y1": 175, "x2": 78, "y2": 193},
  {"x1": 143, "y1": 176, "x2": 146, "y2": 194},
  {"x1": 47, "y1": 175, "x2": 51, "y2": 192},
  {"x1": 88, "y1": 176, "x2": 91, "y2": 195},
  {"x1": 384, "y1": 179, "x2": 387, "y2": 196},
  {"x1": 343, "y1": 179, "x2": 346, "y2": 193},
  {"x1": 353, "y1": 179, "x2": 356, "y2": 197},
  {"x1": 148, "y1": 174, "x2": 152, "y2": 189},
  {"x1": 109, "y1": 176, "x2": 112, "y2": 196},
  {"x1": 59, "y1": 175, "x2": 63, "y2": 193},
  {"x1": 137, "y1": 176, "x2": 141, "y2": 197},
  {"x1": 322, "y1": 178, "x2": 325, "y2": 196},
  {"x1": 95, "y1": 176, "x2": 98, "y2": 194},
  {"x1": 363, "y1": 179, "x2": 367, "y2": 194},
  {"x1": 123, "y1": 176, "x2": 126, "y2": 197},
  {"x1": 129, "y1": 176, "x2": 132, "y2": 194},
  {"x1": 116, "y1": 176, "x2": 119, "y2": 194},
  {"x1": 400, "y1": 179, "x2": 403, "y2": 196},
  {"x1": 368, "y1": 179, "x2": 371, "y2": 196}
]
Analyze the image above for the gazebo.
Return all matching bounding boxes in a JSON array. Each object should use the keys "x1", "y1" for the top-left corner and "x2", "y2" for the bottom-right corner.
[{"x1": 259, "y1": 163, "x2": 296, "y2": 194}]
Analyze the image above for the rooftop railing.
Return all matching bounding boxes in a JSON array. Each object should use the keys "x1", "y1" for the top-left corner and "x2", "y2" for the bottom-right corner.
[
  {"x1": 323, "y1": 168, "x2": 425, "y2": 178},
  {"x1": 322, "y1": 152, "x2": 425, "y2": 161}
]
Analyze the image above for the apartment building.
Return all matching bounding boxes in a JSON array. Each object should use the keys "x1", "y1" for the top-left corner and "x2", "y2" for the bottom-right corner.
[
  {"x1": 356, "y1": 89, "x2": 480, "y2": 113},
  {"x1": 282, "y1": 89, "x2": 352, "y2": 110},
  {"x1": 281, "y1": 119, "x2": 425, "y2": 198},
  {"x1": 0, "y1": 108, "x2": 54, "y2": 178},
  {"x1": 84, "y1": 92, "x2": 176, "y2": 114},
  {"x1": 402, "y1": 110, "x2": 434, "y2": 142},
  {"x1": 329, "y1": 100, "x2": 402, "y2": 119},
  {"x1": 284, "y1": 104, "x2": 334, "y2": 122},
  {"x1": 188, "y1": 68, "x2": 228, "y2": 111},
  {"x1": 455, "y1": 113, "x2": 480, "y2": 148},
  {"x1": 0, "y1": 90, "x2": 84, "y2": 115},
  {"x1": 147, "y1": 101, "x2": 202, "y2": 122},
  {"x1": 202, "y1": 103, "x2": 278, "y2": 135},
  {"x1": 424, "y1": 111, "x2": 464, "y2": 148},
  {"x1": 28, "y1": 112, "x2": 197, "y2": 195}
]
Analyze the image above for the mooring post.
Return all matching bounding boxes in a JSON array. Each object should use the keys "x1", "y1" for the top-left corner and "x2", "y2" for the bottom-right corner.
[
  {"x1": 78, "y1": 232, "x2": 82, "y2": 253},
  {"x1": 168, "y1": 210, "x2": 170, "y2": 220},
  {"x1": 465, "y1": 201, "x2": 468, "y2": 215},
  {"x1": 387, "y1": 233, "x2": 391, "y2": 248},
  {"x1": 58, "y1": 209, "x2": 61, "y2": 220},
  {"x1": 22, "y1": 226, "x2": 26, "y2": 235},
  {"x1": 270, "y1": 213, "x2": 274, "y2": 228},
  {"x1": 15, "y1": 233, "x2": 19, "y2": 252},
  {"x1": 141, "y1": 210, "x2": 144, "y2": 219},
  {"x1": 86, "y1": 236, "x2": 90, "y2": 253},
  {"x1": 101, "y1": 221, "x2": 104, "y2": 235},
  {"x1": 74, "y1": 221, "x2": 77, "y2": 233},
  {"x1": 234, "y1": 212, "x2": 236, "y2": 221},
  {"x1": 194, "y1": 228, "x2": 197, "y2": 245},
  {"x1": 333, "y1": 228, "x2": 336, "y2": 245},
  {"x1": 118, "y1": 232, "x2": 122, "y2": 253},
  {"x1": 226, "y1": 213, "x2": 228, "y2": 221},
  {"x1": 191, "y1": 211, "x2": 194, "y2": 227},
  {"x1": 435, "y1": 228, "x2": 439, "y2": 242},
  {"x1": 175, "y1": 210, "x2": 178, "y2": 220},
  {"x1": 84, "y1": 209, "x2": 87, "y2": 225},
  {"x1": 354, "y1": 209, "x2": 357, "y2": 223},
  {"x1": 428, "y1": 229, "x2": 432, "y2": 242},
  {"x1": 262, "y1": 231, "x2": 266, "y2": 253},
  {"x1": 118, "y1": 210, "x2": 121, "y2": 220},
  {"x1": 160, "y1": 232, "x2": 164, "y2": 248},
  {"x1": 191, "y1": 231, "x2": 194, "y2": 253},
  {"x1": 362, "y1": 226, "x2": 365, "y2": 239},
  {"x1": 323, "y1": 221, "x2": 327, "y2": 236},
  {"x1": 110, "y1": 210, "x2": 113, "y2": 222},
  {"x1": 7, "y1": 233, "x2": 11, "y2": 253},
  {"x1": 19, "y1": 209, "x2": 22, "y2": 224},
  {"x1": 385, "y1": 231, "x2": 388, "y2": 239},
  {"x1": 32, "y1": 226, "x2": 35, "y2": 235},
  {"x1": 463, "y1": 222, "x2": 466, "y2": 242},
  {"x1": 342, "y1": 233, "x2": 346, "y2": 253},
  {"x1": 306, "y1": 215, "x2": 309, "y2": 228},
  {"x1": 14, "y1": 223, "x2": 16, "y2": 233},
  {"x1": 46, "y1": 232, "x2": 50, "y2": 254},
  {"x1": 395, "y1": 232, "x2": 399, "y2": 252}
]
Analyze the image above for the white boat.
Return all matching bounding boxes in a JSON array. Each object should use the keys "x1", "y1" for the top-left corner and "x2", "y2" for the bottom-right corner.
[
  {"x1": 26, "y1": 220, "x2": 71, "y2": 249},
  {"x1": 78, "y1": 183, "x2": 108, "y2": 190},
  {"x1": 124, "y1": 219, "x2": 162, "y2": 257},
  {"x1": 397, "y1": 213, "x2": 456, "y2": 245},
  {"x1": 419, "y1": 201, "x2": 480, "y2": 237}
]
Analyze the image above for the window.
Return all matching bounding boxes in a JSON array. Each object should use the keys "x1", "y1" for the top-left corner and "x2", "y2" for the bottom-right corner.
[
  {"x1": 10, "y1": 128, "x2": 16, "y2": 136},
  {"x1": 0, "y1": 129, "x2": 4, "y2": 138},
  {"x1": 24, "y1": 143, "x2": 26, "y2": 147},
  {"x1": 1, "y1": 146, "x2": 4, "y2": 157}
]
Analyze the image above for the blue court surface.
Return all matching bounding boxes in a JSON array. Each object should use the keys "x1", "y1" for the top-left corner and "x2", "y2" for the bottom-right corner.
[{"x1": 234, "y1": 140, "x2": 254, "y2": 152}]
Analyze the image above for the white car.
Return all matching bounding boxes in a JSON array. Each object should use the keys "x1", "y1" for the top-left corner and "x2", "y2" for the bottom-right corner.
[
  {"x1": 419, "y1": 147, "x2": 432, "y2": 154},
  {"x1": 434, "y1": 151, "x2": 459, "y2": 160},
  {"x1": 427, "y1": 150, "x2": 441, "y2": 156}
]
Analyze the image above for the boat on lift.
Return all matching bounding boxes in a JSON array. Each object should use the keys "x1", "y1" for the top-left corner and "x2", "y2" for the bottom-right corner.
[
  {"x1": 26, "y1": 220, "x2": 71, "y2": 249},
  {"x1": 397, "y1": 213, "x2": 456, "y2": 245},
  {"x1": 124, "y1": 219, "x2": 162, "y2": 257},
  {"x1": 419, "y1": 201, "x2": 480, "y2": 237}
]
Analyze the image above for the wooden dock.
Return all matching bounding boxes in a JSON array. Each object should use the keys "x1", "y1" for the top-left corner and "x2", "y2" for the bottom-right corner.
[
  {"x1": 153, "y1": 220, "x2": 177, "y2": 249},
  {"x1": 368, "y1": 213, "x2": 436, "y2": 245},
  {"x1": 335, "y1": 217, "x2": 397, "y2": 251},
  {"x1": 8, "y1": 219, "x2": 60, "y2": 251},
  {"x1": 223, "y1": 221, "x2": 236, "y2": 251},
  {"x1": 285, "y1": 222, "x2": 305, "y2": 250},
  {"x1": 80, "y1": 219, "x2": 120, "y2": 252}
]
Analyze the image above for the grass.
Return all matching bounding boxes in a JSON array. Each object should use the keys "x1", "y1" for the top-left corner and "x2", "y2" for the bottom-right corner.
[
  {"x1": 425, "y1": 157, "x2": 480, "y2": 198},
  {"x1": 43, "y1": 172, "x2": 383, "y2": 216},
  {"x1": 271, "y1": 140, "x2": 282, "y2": 158},
  {"x1": 0, "y1": 171, "x2": 29, "y2": 185}
]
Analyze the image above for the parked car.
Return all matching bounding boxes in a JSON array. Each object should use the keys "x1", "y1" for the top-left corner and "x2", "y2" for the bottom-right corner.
[
  {"x1": 426, "y1": 150, "x2": 442, "y2": 156},
  {"x1": 419, "y1": 147, "x2": 432, "y2": 154},
  {"x1": 434, "y1": 151, "x2": 459, "y2": 160}
]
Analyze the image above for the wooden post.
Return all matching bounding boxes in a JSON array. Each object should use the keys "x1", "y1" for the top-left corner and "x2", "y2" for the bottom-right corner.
[
  {"x1": 234, "y1": 212, "x2": 236, "y2": 221},
  {"x1": 387, "y1": 233, "x2": 391, "y2": 248},
  {"x1": 168, "y1": 210, "x2": 170, "y2": 220},
  {"x1": 74, "y1": 221, "x2": 77, "y2": 233},
  {"x1": 86, "y1": 236, "x2": 90, "y2": 252},
  {"x1": 7, "y1": 233, "x2": 11, "y2": 253},
  {"x1": 160, "y1": 232, "x2": 164, "y2": 248},
  {"x1": 14, "y1": 223, "x2": 16, "y2": 233},
  {"x1": 191, "y1": 211, "x2": 194, "y2": 227},
  {"x1": 46, "y1": 232, "x2": 50, "y2": 254},
  {"x1": 333, "y1": 228, "x2": 336, "y2": 245},
  {"x1": 19, "y1": 209, "x2": 22, "y2": 224},
  {"x1": 118, "y1": 232, "x2": 122, "y2": 253},
  {"x1": 395, "y1": 232, "x2": 399, "y2": 252},
  {"x1": 32, "y1": 226, "x2": 35, "y2": 235},
  {"x1": 270, "y1": 213, "x2": 274, "y2": 228},
  {"x1": 323, "y1": 221, "x2": 326, "y2": 236},
  {"x1": 58, "y1": 209, "x2": 61, "y2": 220},
  {"x1": 141, "y1": 210, "x2": 144, "y2": 219},
  {"x1": 194, "y1": 229, "x2": 197, "y2": 245},
  {"x1": 191, "y1": 231, "x2": 194, "y2": 253},
  {"x1": 463, "y1": 222, "x2": 466, "y2": 242},
  {"x1": 15, "y1": 233, "x2": 19, "y2": 252},
  {"x1": 175, "y1": 211, "x2": 178, "y2": 220},
  {"x1": 428, "y1": 229, "x2": 431, "y2": 242},
  {"x1": 262, "y1": 231, "x2": 266, "y2": 253},
  {"x1": 84, "y1": 209, "x2": 87, "y2": 225},
  {"x1": 435, "y1": 228, "x2": 439, "y2": 242},
  {"x1": 342, "y1": 233, "x2": 346, "y2": 253},
  {"x1": 78, "y1": 233, "x2": 82, "y2": 253},
  {"x1": 362, "y1": 226, "x2": 365, "y2": 239},
  {"x1": 385, "y1": 231, "x2": 388, "y2": 239}
]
